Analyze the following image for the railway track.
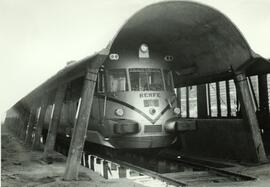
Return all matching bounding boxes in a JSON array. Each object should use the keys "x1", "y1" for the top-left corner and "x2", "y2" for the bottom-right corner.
[
  {"x1": 82, "y1": 148, "x2": 256, "y2": 186},
  {"x1": 54, "y1": 138, "x2": 256, "y2": 186}
]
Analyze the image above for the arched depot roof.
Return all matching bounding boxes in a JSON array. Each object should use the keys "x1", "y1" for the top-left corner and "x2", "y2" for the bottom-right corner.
[{"x1": 109, "y1": 1, "x2": 270, "y2": 86}]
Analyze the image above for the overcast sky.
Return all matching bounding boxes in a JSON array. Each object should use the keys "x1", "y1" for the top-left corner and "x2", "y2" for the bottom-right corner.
[{"x1": 0, "y1": 0, "x2": 269, "y2": 122}]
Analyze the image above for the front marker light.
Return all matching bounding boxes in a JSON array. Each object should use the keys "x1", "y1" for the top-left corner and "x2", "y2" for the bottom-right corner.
[
  {"x1": 173, "y1": 107, "x2": 181, "y2": 115},
  {"x1": 115, "y1": 108, "x2": 124, "y2": 116},
  {"x1": 139, "y1": 43, "x2": 149, "y2": 58}
]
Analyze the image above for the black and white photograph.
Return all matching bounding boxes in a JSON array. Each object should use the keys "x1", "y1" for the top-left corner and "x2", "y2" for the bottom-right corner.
[{"x1": 1, "y1": 0, "x2": 270, "y2": 186}]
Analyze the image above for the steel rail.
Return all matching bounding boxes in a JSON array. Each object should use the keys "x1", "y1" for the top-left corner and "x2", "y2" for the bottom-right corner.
[{"x1": 159, "y1": 154, "x2": 257, "y2": 182}]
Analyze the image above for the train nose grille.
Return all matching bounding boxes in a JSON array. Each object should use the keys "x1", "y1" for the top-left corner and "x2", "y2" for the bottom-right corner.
[{"x1": 144, "y1": 125, "x2": 162, "y2": 133}]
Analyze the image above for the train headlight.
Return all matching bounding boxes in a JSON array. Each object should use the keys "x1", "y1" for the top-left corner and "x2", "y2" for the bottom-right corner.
[
  {"x1": 173, "y1": 107, "x2": 181, "y2": 115},
  {"x1": 149, "y1": 108, "x2": 156, "y2": 115},
  {"x1": 140, "y1": 43, "x2": 148, "y2": 52},
  {"x1": 115, "y1": 108, "x2": 124, "y2": 116},
  {"x1": 139, "y1": 43, "x2": 149, "y2": 58}
]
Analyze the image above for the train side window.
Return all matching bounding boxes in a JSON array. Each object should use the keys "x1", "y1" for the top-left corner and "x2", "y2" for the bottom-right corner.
[{"x1": 107, "y1": 69, "x2": 128, "y2": 92}]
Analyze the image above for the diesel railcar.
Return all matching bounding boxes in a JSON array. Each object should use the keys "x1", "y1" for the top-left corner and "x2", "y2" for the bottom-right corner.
[{"x1": 43, "y1": 44, "x2": 188, "y2": 149}]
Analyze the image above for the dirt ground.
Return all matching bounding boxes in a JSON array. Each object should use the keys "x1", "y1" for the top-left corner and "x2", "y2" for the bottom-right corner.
[
  {"x1": 2, "y1": 124, "x2": 270, "y2": 187},
  {"x1": 1, "y1": 126, "x2": 145, "y2": 187}
]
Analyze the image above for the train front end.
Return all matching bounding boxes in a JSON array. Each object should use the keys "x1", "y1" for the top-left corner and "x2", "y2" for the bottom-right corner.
[{"x1": 90, "y1": 44, "x2": 186, "y2": 149}]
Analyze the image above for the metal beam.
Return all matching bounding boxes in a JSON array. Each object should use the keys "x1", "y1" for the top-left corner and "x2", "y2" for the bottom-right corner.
[{"x1": 235, "y1": 73, "x2": 267, "y2": 162}]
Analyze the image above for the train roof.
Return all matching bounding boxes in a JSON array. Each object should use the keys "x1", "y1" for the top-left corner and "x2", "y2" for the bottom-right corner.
[
  {"x1": 11, "y1": 1, "x2": 270, "y2": 112},
  {"x1": 14, "y1": 49, "x2": 109, "y2": 112}
]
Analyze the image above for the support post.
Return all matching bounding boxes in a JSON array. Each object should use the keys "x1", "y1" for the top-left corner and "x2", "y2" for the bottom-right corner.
[
  {"x1": 258, "y1": 74, "x2": 269, "y2": 116},
  {"x1": 176, "y1": 88, "x2": 181, "y2": 108},
  {"x1": 235, "y1": 73, "x2": 267, "y2": 162},
  {"x1": 103, "y1": 161, "x2": 109, "y2": 179},
  {"x1": 63, "y1": 68, "x2": 98, "y2": 180},
  {"x1": 25, "y1": 108, "x2": 36, "y2": 145},
  {"x1": 186, "y1": 87, "x2": 190, "y2": 118},
  {"x1": 225, "y1": 80, "x2": 231, "y2": 117},
  {"x1": 17, "y1": 114, "x2": 25, "y2": 137},
  {"x1": 43, "y1": 84, "x2": 67, "y2": 159},
  {"x1": 33, "y1": 95, "x2": 49, "y2": 150},
  {"x1": 207, "y1": 84, "x2": 212, "y2": 117},
  {"x1": 258, "y1": 74, "x2": 270, "y2": 151},
  {"x1": 197, "y1": 84, "x2": 208, "y2": 118},
  {"x1": 216, "y1": 82, "x2": 221, "y2": 117},
  {"x1": 90, "y1": 156, "x2": 95, "y2": 170},
  {"x1": 118, "y1": 166, "x2": 127, "y2": 178},
  {"x1": 20, "y1": 110, "x2": 30, "y2": 140},
  {"x1": 15, "y1": 105, "x2": 25, "y2": 137}
]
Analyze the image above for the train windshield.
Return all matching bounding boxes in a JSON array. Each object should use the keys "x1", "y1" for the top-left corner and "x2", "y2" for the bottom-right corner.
[
  {"x1": 107, "y1": 69, "x2": 128, "y2": 92},
  {"x1": 129, "y1": 68, "x2": 164, "y2": 91}
]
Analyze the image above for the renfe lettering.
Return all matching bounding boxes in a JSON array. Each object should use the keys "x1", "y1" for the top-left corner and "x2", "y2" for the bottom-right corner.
[{"x1": 139, "y1": 93, "x2": 161, "y2": 98}]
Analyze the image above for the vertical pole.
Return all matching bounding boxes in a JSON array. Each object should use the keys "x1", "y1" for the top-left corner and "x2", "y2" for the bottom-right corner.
[
  {"x1": 85, "y1": 154, "x2": 89, "y2": 168},
  {"x1": 15, "y1": 105, "x2": 25, "y2": 137},
  {"x1": 14, "y1": 115, "x2": 20, "y2": 137},
  {"x1": 90, "y1": 155, "x2": 95, "y2": 170},
  {"x1": 235, "y1": 73, "x2": 267, "y2": 162},
  {"x1": 25, "y1": 108, "x2": 36, "y2": 145},
  {"x1": 118, "y1": 166, "x2": 127, "y2": 178},
  {"x1": 43, "y1": 84, "x2": 67, "y2": 160},
  {"x1": 258, "y1": 74, "x2": 269, "y2": 115},
  {"x1": 176, "y1": 88, "x2": 181, "y2": 108},
  {"x1": 17, "y1": 114, "x2": 25, "y2": 137},
  {"x1": 63, "y1": 68, "x2": 98, "y2": 180},
  {"x1": 186, "y1": 87, "x2": 190, "y2": 118},
  {"x1": 225, "y1": 80, "x2": 231, "y2": 117},
  {"x1": 197, "y1": 84, "x2": 208, "y2": 118},
  {"x1": 33, "y1": 95, "x2": 49, "y2": 150},
  {"x1": 216, "y1": 82, "x2": 221, "y2": 117},
  {"x1": 207, "y1": 84, "x2": 212, "y2": 117},
  {"x1": 103, "y1": 161, "x2": 109, "y2": 179},
  {"x1": 157, "y1": 160, "x2": 167, "y2": 173},
  {"x1": 20, "y1": 110, "x2": 30, "y2": 140},
  {"x1": 258, "y1": 74, "x2": 269, "y2": 148}
]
